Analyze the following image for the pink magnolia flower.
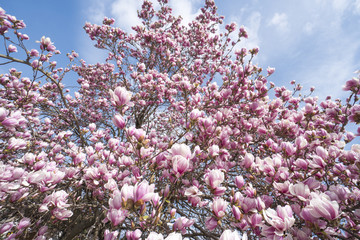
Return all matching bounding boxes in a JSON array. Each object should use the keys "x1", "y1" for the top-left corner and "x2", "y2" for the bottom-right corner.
[
  {"x1": 289, "y1": 182, "x2": 310, "y2": 201},
  {"x1": 109, "y1": 190, "x2": 122, "y2": 210},
  {"x1": 17, "y1": 217, "x2": 31, "y2": 230},
  {"x1": 0, "y1": 222, "x2": 13, "y2": 234},
  {"x1": 211, "y1": 197, "x2": 228, "y2": 218},
  {"x1": 0, "y1": 117, "x2": 17, "y2": 128},
  {"x1": 120, "y1": 184, "x2": 134, "y2": 202},
  {"x1": 7, "y1": 137, "x2": 27, "y2": 150},
  {"x1": 302, "y1": 192, "x2": 339, "y2": 221},
  {"x1": 146, "y1": 232, "x2": 164, "y2": 240},
  {"x1": 172, "y1": 155, "x2": 190, "y2": 177},
  {"x1": 184, "y1": 186, "x2": 202, "y2": 197},
  {"x1": 205, "y1": 216, "x2": 218, "y2": 230},
  {"x1": 52, "y1": 208, "x2": 73, "y2": 220},
  {"x1": 126, "y1": 229, "x2": 142, "y2": 240},
  {"x1": 107, "y1": 209, "x2": 127, "y2": 226},
  {"x1": 165, "y1": 232, "x2": 182, "y2": 240},
  {"x1": 8, "y1": 44, "x2": 17, "y2": 53},
  {"x1": 109, "y1": 86, "x2": 134, "y2": 107},
  {"x1": 170, "y1": 143, "x2": 191, "y2": 159},
  {"x1": 104, "y1": 229, "x2": 119, "y2": 240},
  {"x1": 232, "y1": 206, "x2": 242, "y2": 220},
  {"x1": 39, "y1": 36, "x2": 56, "y2": 51},
  {"x1": 205, "y1": 169, "x2": 224, "y2": 189},
  {"x1": 0, "y1": 107, "x2": 7, "y2": 121},
  {"x1": 133, "y1": 180, "x2": 155, "y2": 204},
  {"x1": 173, "y1": 217, "x2": 194, "y2": 234},
  {"x1": 39, "y1": 190, "x2": 71, "y2": 216},
  {"x1": 112, "y1": 114, "x2": 125, "y2": 129},
  {"x1": 235, "y1": 175, "x2": 245, "y2": 189},
  {"x1": 219, "y1": 229, "x2": 242, "y2": 240},
  {"x1": 263, "y1": 205, "x2": 295, "y2": 236}
]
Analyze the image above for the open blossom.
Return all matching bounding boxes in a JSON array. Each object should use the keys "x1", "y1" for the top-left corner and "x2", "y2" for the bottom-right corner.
[
  {"x1": 133, "y1": 180, "x2": 155, "y2": 204},
  {"x1": 219, "y1": 229, "x2": 242, "y2": 240},
  {"x1": 120, "y1": 184, "x2": 134, "y2": 203},
  {"x1": 211, "y1": 197, "x2": 228, "y2": 218},
  {"x1": 289, "y1": 182, "x2": 310, "y2": 201},
  {"x1": 126, "y1": 229, "x2": 142, "y2": 240},
  {"x1": 39, "y1": 190, "x2": 73, "y2": 220},
  {"x1": 263, "y1": 205, "x2": 295, "y2": 236},
  {"x1": 109, "y1": 86, "x2": 134, "y2": 107},
  {"x1": 184, "y1": 186, "x2": 202, "y2": 197},
  {"x1": 170, "y1": 143, "x2": 191, "y2": 159},
  {"x1": 301, "y1": 192, "x2": 340, "y2": 221},
  {"x1": 205, "y1": 169, "x2": 224, "y2": 189},
  {"x1": 39, "y1": 36, "x2": 56, "y2": 51},
  {"x1": 7, "y1": 137, "x2": 27, "y2": 150},
  {"x1": 173, "y1": 217, "x2": 194, "y2": 234},
  {"x1": 104, "y1": 229, "x2": 119, "y2": 240},
  {"x1": 172, "y1": 155, "x2": 190, "y2": 177},
  {"x1": 107, "y1": 209, "x2": 127, "y2": 226},
  {"x1": 165, "y1": 232, "x2": 182, "y2": 240},
  {"x1": 146, "y1": 232, "x2": 164, "y2": 240}
]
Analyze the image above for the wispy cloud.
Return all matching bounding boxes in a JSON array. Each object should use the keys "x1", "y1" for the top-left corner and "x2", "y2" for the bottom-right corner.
[
  {"x1": 222, "y1": 0, "x2": 360, "y2": 100},
  {"x1": 111, "y1": 0, "x2": 142, "y2": 31},
  {"x1": 268, "y1": 13, "x2": 288, "y2": 33}
]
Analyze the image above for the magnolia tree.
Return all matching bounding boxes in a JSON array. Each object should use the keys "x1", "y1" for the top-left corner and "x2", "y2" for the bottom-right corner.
[{"x1": 1, "y1": 0, "x2": 360, "y2": 239}]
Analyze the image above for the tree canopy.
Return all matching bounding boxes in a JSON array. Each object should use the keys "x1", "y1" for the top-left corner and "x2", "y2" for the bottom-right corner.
[{"x1": 1, "y1": 1, "x2": 360, "y2": 239}]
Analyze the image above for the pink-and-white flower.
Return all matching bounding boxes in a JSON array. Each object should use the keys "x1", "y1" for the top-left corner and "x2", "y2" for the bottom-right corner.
[
  {"x1": 263, "y1": 205, "x2": 295, "y2": 236},
  {"x1": 211, "y1": 197, "x2": 228, "y2": 218},
  {"x1": 205, "y1": 169, "x2": 224, "y2": 189},
  {"x1": 109, "y1": 86, "x2": 134, "y2": 107}
]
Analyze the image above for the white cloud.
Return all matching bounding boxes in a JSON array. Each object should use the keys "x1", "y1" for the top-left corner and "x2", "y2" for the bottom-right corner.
[
  {"x1": 170, "y1": 0, "x2": 201, "y2": 26},
  {"x1": 303, "y1": 22, "x2": 314, "y2": 35},
  {"x1": 84, "y1": 0, "x2": 108, "y2": 24},
  {"x1": 111, "y1": 0, "x2": 142, "y2": 31},
  {"x1": 354, "y1": 0, "x2": 360, "y2": 14},
  {"x1": 268, "y1": 13, "x2": 288, "y2": 32},
  {"x1": 331, "y1": 0, "x2": 350, "y2": 13}
]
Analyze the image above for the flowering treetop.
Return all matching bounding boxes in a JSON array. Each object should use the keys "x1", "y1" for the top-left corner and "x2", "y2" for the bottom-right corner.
[{"x1": 1, "y1": 0, "x2": 360, "y2": 239}]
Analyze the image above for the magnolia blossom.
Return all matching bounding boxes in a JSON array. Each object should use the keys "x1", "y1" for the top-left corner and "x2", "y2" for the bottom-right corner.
[
  {"x1": 263, "y1": 205, "x2": 295, "y2": 236},
  {"x1": 104, "y1": 229, "x2": 119, "y2": 240},
  {"x1": 301, "y1": 192, "x2": 340, "y2": 221},
  {"x1": 173, "y1": 217, "x2": 194, "y2": 234},
  {"x1": 205, "y1": 169, "x2": 224, "y2": 189},
  {"x1": 211, "y1": 197, "x2": 228, "y2": 218},
  {"x1": 205, "y1": 217, "x2": 218, "y2": 230},
  {"x1": 219, "y1": 229, "x2": 242, "y2": 240},
  {"x1": 165, "y1": 232, "x2": 182, "y2": 240},
  {"x1": 120, "y1": 184, "x2": 134, "y2": 203},
  {"x1": 170, "y1": 143, "x2": 191, "y2": 159},
  {"x1": 146, "y1": 232, "x2": 164, "y2": 240},
  {"x1": 8, "y1": 44, "x2": 17, "y2": 52},
  {"x1": 17, "y1": 217, "x2": 31, "y2": 230},
  {"x1": 107, "y1": 209, "x2": 127, "y2": 226},
  {"x1": 172, "y1": 155, "x2": 190, "y2": 177},
  {"x1": 289, "y1": 182, "x2": 310, "y2": 201},
  {"x1": 133, "y1": 180, "x2": 155, "y2": 204},
  {"x1": 39, "y1": 36, "x2": 56, "y2": 51},
  {"x1": 112, "y1": 114, "x2": 125, "y2": 129},
  {"x1": 126, "y1": 229, "x2": 142, "y2": 240},
  {"x1": 109, "y1": 86, "x2": 134, "y2": 107}
]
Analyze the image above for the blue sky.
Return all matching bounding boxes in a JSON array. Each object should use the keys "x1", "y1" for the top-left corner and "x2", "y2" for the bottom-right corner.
[{"x1": 2, "y1": 0, "x2": 360, "y2": 100}]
